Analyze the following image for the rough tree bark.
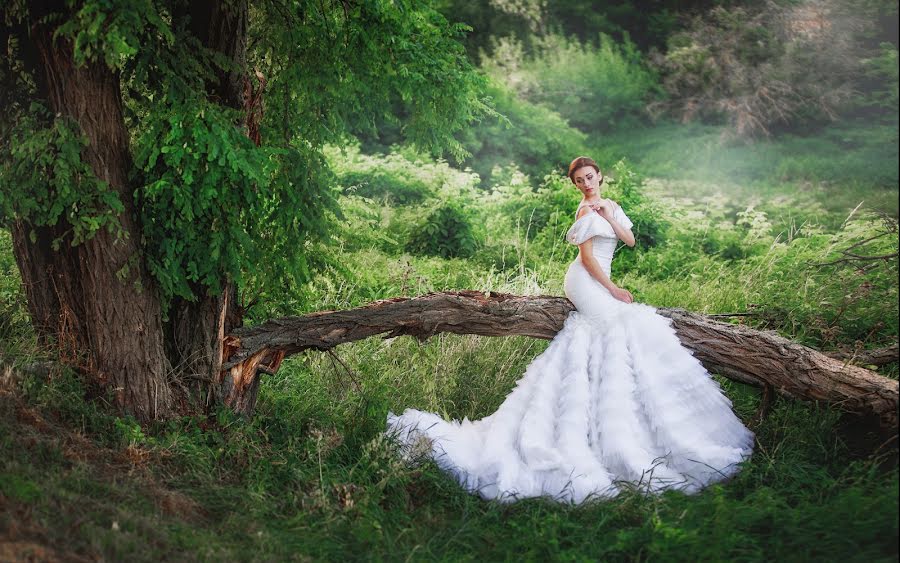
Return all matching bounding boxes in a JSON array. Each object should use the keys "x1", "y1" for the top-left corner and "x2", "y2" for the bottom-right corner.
[
  {"x1": 9, "y1": 222, "x2": 64, "y2": 347},
  {"x1": 5, "y1": 22, "x2": 64, "y2": 348},
  {"x1": 9, "y1": 15, "x2": 174, "y2": 421},
  {"x1": 222, "y1": 291, "x2": 899, "y2": 433},
  {"x1": 826, "y1": 344, "x2": 899, "y2": 368},
  {"x1": 7, "y1": 1, "x2": 257, "y2": 422}
]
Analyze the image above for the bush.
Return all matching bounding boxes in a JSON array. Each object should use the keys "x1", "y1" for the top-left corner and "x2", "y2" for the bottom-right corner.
[
  {"x1": 406, "y1": 200, "x2": 479, "y2": 259},
  {"x1": 453, "y1": 79, "x2": 589, "y2": 186},
  {"x1": 327, "y1": 144, "x2": 479, "y2": 205},
  {"x1": 601, "y1": 160, "x2": 666, "y2": 248},
  {"x1": 482, "y1": 33, "x2": 660, "y2": 132},
  {"x1": 0, "y1": 229, "x2": 31, "y2": 353},
  {"x1": 489, "y1": 166, "x2": 578, "y2": 240},
  {"x1": 860, "y1": 42, "x2": 900, "y2": 112},
  {"x1": 649, "y1": 1, "x2": 899, "y2": 137}
]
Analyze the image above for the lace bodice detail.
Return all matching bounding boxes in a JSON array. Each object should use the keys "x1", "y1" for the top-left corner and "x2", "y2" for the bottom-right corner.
[{"x1": 565, "y1": 202, "x2": 633, "y2": 274}]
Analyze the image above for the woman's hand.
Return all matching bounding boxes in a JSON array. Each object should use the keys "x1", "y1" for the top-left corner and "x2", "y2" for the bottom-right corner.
[
  {"x1": 589, "y1": 199, "x2": 614, "y2": 220},
  {"x1": 609, "y1": 286, "x2": 634, "y2": 304}
]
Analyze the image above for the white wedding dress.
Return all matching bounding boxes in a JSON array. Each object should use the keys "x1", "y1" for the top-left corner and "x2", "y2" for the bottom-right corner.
[{"x1": 385, "y1": 202, "x2": 754, "y2": 504}]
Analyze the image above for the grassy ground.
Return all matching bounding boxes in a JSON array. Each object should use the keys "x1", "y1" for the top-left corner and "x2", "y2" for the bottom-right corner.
[
  {"x1": 1, "y1": 338, "x2": 896, "y2": 561},
  {"x1": 1, "y1": 121, "x2": 898, "y2": 561}
]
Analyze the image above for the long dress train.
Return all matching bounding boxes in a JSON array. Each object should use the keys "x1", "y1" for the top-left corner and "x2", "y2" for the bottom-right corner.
[{"x1": 385, "y1": 202, "x2": 754, "y2": 504}]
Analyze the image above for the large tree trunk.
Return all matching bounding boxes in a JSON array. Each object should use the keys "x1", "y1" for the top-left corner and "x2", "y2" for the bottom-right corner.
[
  {"x1": 9, "y1": 1, "x2": 255, "y2": 421},
  {"x1": 9, "y1": 15, "x2": 174, "y2": 422},
  {"x1": 222, "y1": 291, "x2": 900, "y2": 433},
  {"x1": 164, "y1": 0, "x2": 249, "y2": 410},
  {"x1": 186, "y1": 0, "x2": 248, "y2": 109},
  {"x1": 9, "y1": 222, "x2": 64, "y2": 348},
  {"x1": 4, "y1": 21, "x2": 63, "y2": 349}
]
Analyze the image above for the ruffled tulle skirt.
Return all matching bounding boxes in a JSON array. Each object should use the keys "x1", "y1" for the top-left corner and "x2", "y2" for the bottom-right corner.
[{"x1": 385, "y1": 261, "x2": 754, "y2": 504}]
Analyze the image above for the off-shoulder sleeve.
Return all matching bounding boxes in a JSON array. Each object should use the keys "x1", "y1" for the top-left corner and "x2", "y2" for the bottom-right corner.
[
  {"x1": 613, "y1": 203, "x2": 634, "y2": 230},
  {"x1": 566, "y1": 213, "x2": 614, "y2": 245}
]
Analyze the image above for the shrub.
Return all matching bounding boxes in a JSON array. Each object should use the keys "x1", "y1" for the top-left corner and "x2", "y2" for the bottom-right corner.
[
  {"x1": 453, "y1": 79, "x2": 589, "y2": 186},
  {"x1": 648, "y1": 1, "x2": 898, "y2": 137},
  {"x1": 488, "y1": 166, "x2": 578, "y2": 240},
  {"x1": 406, "y1": 200, "x2": 479, "y2": 259},
  {"x1": 601, "y1": 160, "x2": 666, "y2": 249},
  {"x1": 482, "y1": 33, "x2": 660, "y2": 132},
  {"x1": 0, "y1": 229, "x2": 31, "y2": 352},
  {"x1": 327, "y1": 144, "x2": 479, "y2": 205},
  {"x1": 860, "y1": 42, "x2": 899, "y2": 112}
]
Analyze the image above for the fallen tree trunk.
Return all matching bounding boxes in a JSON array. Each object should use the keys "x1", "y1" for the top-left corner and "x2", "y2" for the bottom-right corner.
[
  {"x1": 825, "y1": 344, "x2": 899, "y2": 368},
  {"x1": 222, "y1": 290, "x2": 899, "y2": 433}
]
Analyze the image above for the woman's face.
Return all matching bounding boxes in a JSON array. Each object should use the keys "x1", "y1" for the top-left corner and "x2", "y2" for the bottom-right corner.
[{"x1": 572, "y1": 166, "x2": 602, "y2": 198}]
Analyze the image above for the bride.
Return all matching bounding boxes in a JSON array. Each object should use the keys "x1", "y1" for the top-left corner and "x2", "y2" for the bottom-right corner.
[{"x1": 386, "y1": 156, "x2": 755, "y2": 504}]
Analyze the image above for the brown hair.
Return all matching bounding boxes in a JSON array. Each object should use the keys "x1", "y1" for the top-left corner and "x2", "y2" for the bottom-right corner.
[{"x1": 567, "y1": 156, "x2": 601, "y2": 184}]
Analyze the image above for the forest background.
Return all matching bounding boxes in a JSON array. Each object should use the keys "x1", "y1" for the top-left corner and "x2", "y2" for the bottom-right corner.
[{"x1": 1, "y1": 0, "x2": 898, "y2": 560}]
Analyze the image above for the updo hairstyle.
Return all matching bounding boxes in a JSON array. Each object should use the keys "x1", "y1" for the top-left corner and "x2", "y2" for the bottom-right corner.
[{"x1": 567, "y1": 156, "x2": 602, "y2": 185}]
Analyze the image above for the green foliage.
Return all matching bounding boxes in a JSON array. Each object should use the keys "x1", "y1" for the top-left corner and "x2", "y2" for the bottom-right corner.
[
  {"x1": 328, "y1": 144, "x2": 478, "y2": 205},
  {"x1": 54, "y1": 0, "x2": 173, "y2": 70},
  {"x1": 0, "y1": 105, "x2": 123, "y2": 247},
  {"x1": 861, "y1": 42, "x2": 900, "y2": 110},
  {"x1": 482, "y1": 33, "x2": 660, "y2": 131},
  {"x1": 0, "y1": 230, "x2": 30, "y2": 352},
  {"x1": 341, "y1": 167, "x2": 434, "y2": 206},
  {"x1": 435, "y1": 0, "x2": 723, "y2": 58},
  {"x1": 406, "y1": 200, "x2": 478, "y2": 259},
  {"x1": 622, "y1": 195, "x2": 898, "y2": 351},
  {"x1": 132, "y1": 93, "x2": 342, "y2": 306},
  {"x1": 454, "y1": 79, "x2": 589, "y2": 185},
  {"x1": 2, "y1": 0, "x2": 492, "y2": 308},
  {"x1": 134, "y1": 99, "x2": 271, "y2": 300},
  {"x1": 600, "y1": 160, "x2": 666, "y2": 250},
  {"x1": 746, "y1": 215, "x2": 899, "y2": 347},
  {"x1": 0, "y1": 473, "x2": 42, "y2": 503},
  {"x1": 14, "y1": 364, "x2": 138, "y2": 446},
  {"x1": 322, "y1": 144, "x2": 483, "y2": 264},
  {"x1": 251, "y1": 0, "x2": 491, "y2": 160},
  {"x1": 594, "y1": 119, "x2": 900, "y2": 200},
  {"x1": 488, "y1": 166, "x2": 577, "y2": 240},
  {"x1": 330, "y1": 153, "x2": 667, "y2": 280}
]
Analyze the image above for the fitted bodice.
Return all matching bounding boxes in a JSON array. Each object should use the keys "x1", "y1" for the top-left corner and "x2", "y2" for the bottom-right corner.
[
  {"x1": 587, "y1": 236, "x2": 619, "y2": 274},
  {"x1": 565, "y1": 202, "x2": 633, "y2": 276}
]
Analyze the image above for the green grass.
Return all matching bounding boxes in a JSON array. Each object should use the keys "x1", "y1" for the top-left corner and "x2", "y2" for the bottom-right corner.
[{"x1": 2, "y1": 337, "x2": 897, "y2": 561}]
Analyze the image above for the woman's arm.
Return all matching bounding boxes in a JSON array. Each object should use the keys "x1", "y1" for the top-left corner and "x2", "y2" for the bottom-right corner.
[
  {"x1": 609, "y1": 215, "x2": 636, "y2": 247},
  {"x1": 590, "y1": 201, "x2": 635, "y2": 247}
]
